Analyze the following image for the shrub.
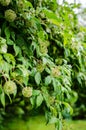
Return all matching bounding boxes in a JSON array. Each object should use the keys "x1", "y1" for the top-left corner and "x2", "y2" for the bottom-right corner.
[{"x1": 0, "y1": 0, "x2": 86, "y2": 129}]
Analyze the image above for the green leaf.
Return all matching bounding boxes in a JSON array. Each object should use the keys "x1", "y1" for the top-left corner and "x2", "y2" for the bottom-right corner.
[
  {"x1": 3, "y1": 53, "x2": 15, "y2": 67},
  {"x1": 36, "y1": 93, "x2": 43, "y2": 108},
  {"x1": 45, "y1": 75, "x2": 52, "y2": 85},
  {"x1": 56, "y1": 119, "x2": 62, "y2": 130},
  {"x1": 43, "y1": 9, "x2": 61, "y2": 26},
  {"x1": 52, "y1": 78, "x2": 57, "y2": 91},
  {"x1": 23, "y1": 76, "x2": 28, "y2": 86},
  {"x1": 0, "y1": 92, "x2": 5, "y2": 107},
  {"x1": 11, "y1": 31, "x2": 15, "y2": 41},
  {"x1": 42, "y1": 87, "x2": 50, "y2": 107},
  {"x1": 30, "y1": 68, "x2": 37, "y2": 76},
  {"x1": 4, "y1": 27, "x2": 10, "y2": 40},
  {"x1": 24, "y1": 0, "x2": 33, "y2": 8},
  {"x1": 13, "y1": 88, "x2": 17, "y2": 98},
  {"x1": 2, "y1": 61, "x2": 11, "y2": 73},
  {"x1": 0, "y1": 85, "x2": 2, "y2": 94},
  {"x1": 7, "y1": 94, "x2": 12, "y2": 104},
  {"x1": 0, "y1": 37, "x2": 6, "y2": 44},
  {"x1": 49, "y1": 116, "x2": 57, "y2": 124},
  {"x1": 62, "y1": 102, "x2": 73, "y2": 115},
  {"x1": 15, "y1": 107, "x2": 24, "y2": 115},
  {"x1": 32, "y1": 90, "x2": 40, "y2": 96},
  {"x1": 35, "y1": 72, "x2": 41, "y2": 85},
  {"x1": 43, "y1": 9, "x2": 58, "y2": 19},
  {"x1": 17, "y1": 65, "x2": 29, "y2": 77},
  {"x1": 13, "y1": 44, "x2": 21, "y2": 56},
  {"x1": 30, "y1": 97, "x2": 36, "y2": 107},
  {"x1": 7, "y1": 39, "x2": 14, "y2": 45},
  {"x1": 0, "y1": 44, "x2": 7, "y2": 53}
]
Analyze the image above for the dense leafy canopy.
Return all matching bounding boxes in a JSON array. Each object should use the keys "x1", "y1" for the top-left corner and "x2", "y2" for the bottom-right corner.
[{"x1": 0, "y1": 0, "x2": 86, "y2": 129}]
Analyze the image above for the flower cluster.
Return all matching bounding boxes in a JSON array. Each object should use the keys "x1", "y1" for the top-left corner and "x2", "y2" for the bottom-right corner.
[
  {"x1": 0, "y1": 0, "x2": 11, "y2": 6},
  {"x1": 22, "y1": 87, "x2": 32, "y2": 98},
  {"x1": 36, "y1": 61, "x2": 45, "y2": 73},
  {"x1": 4, "y1": 81, "x2": 17, "y2": 94},
  {"x1": 5, "y1": 9, "x2": 17, "y2": 22},
  {"x1": 51, "y1": 66, "x2": 61, "y2": 77},
  {"x1": 39, "y1": 43, "x2": 48, "y2": 55},
  {"x1": 17, "y1": 0, "x2": 24, "y2": 12}
]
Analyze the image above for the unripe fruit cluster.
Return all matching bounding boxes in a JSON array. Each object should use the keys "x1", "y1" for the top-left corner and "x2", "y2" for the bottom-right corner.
[
  {"x1": 0, "y1": 0, "x2": 11, "y2": 6},
  {"x1": 22, "y1": 87, "x2": 32, "y2": 98},
  {"x1": 4, "y1": 81, "x2": 17, "y2": 94},
  {"x1": 51, "y1": 66, "x2": 61, "y2": 77},
  {"x1": 5, "y1": 9, "x2": 17, "y2": 22}
]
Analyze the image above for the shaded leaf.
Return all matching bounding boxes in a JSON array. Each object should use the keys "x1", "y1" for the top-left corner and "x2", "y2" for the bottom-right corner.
[
  {"x1": 62, "y1": 102, "x2": 73, "y2": 115},
  {"x1": 36, "y1": 93, "x2": 43, "y2": 107},
  {"x1": 0, "y1": 92, "x2": 5, "y2": 107},
  {"x1": 4, "y1": 27, "x2": 10, "y2": 40},
  {"x1": 13, "y1": 44, "x2": 21, "y2": 56},
  {"x1": 35, "y1": 72, "x2": 41, "y2": 85},
  {"x1": 49, "y1": 116, "x2": 57, "y2": 124}
]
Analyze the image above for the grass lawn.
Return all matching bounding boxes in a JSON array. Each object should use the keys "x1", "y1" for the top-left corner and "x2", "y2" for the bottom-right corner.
[
  {"x1": 1, "y1": 116, "x2": 86, "y2": 130},
  {"x1": 65, "y1": 120, "x2": 86, "y2": 130}
]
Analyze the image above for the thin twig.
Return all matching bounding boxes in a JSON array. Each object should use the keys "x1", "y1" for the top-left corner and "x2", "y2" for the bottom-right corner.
[{"x1": 13, "y1": 79, "x2": 24, "y2": 88}]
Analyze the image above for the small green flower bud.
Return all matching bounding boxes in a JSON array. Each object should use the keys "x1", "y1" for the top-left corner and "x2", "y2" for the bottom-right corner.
[
  {"x1": 22, "y1": 87, "x2": 32, "y2": 98},
  {"x1": 4, "y1": 81, "x2": 17, "y2": 94},
  {"x1": 5, "y1": 9, "x2": 17, "y2": 22},
  {"x1": 0, "y1": 0, "x2": 11, "y2": 6}
]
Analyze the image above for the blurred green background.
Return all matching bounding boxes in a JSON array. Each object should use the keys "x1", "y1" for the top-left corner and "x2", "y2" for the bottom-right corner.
[{"x1": 1, "y1": 116, "x2": 86, "y2": 130}]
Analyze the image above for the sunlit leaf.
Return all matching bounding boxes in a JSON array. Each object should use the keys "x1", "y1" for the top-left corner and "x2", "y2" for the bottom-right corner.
[{"x1": 45, "y1": 75, "x2": 52, "y2": 85}]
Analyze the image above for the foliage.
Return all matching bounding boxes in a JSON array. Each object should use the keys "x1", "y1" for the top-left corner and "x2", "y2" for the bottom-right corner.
[
  {"x1": 70, "y1": 7, "x2": 86, "y2": 119},
  {"x1": 0, "y1": 0, "x2": 86, "y2": 129}
]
